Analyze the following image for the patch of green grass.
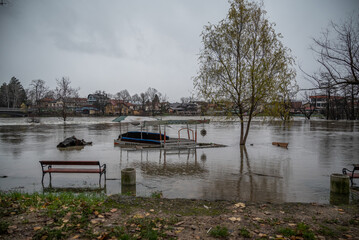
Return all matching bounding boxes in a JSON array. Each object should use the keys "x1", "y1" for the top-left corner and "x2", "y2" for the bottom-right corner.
[
  {"x1": 150, "y1": 191, "x2": 163, "y2": 199},
  {"x1": 277, "y1": 223, "x2": 315, "y2": 240},
  {"x1": 1, "y1": 192, "x2": 107, "y2": 239},
  {"x1": 108, "y1": 226, "x2": 132, "y2": 240},
  {"x1": 277, "y1": 227, "x2": 295, "y2": 237},
  {"x1": 127, "y1": 217, "x2": 167, "y2": 240},
  {"x1": 349, "y1": 218, "x2": 359, "y2": 225},
  {"x1": 238, "y1": 227, "x2": 251, "y2": 238},
  {"x1": 324, "y1": 218, "x2": 339, "y2": 224},
  {"x1": 209, "y1": 225, "x2": 229, "y2": 238},
  {"x1": 317, "y1": 225, "x2": 337, "y2": 237},
  {"x1": 297, "y1": 222, "x2": 315, "y2": 240},
  {"x1": 32, "y1": 226, "x2": 66, "y2": 240},
  {"x1": 0, "y1": 220, "x2": 9, "y2": 234},
  {"x1": 266, "y1": 217, "x2": 280, "y2": 226}
]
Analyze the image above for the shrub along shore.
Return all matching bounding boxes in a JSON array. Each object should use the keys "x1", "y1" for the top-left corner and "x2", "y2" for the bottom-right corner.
[{"x1": 0, "y1": 192, "x2": 358, "y2": 239}]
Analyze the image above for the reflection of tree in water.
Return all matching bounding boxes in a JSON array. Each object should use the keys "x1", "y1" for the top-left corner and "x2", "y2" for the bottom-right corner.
[
  {"x1": 238, "y1": 146, "x2": 285, "y2": 202},
  {"x1": 0, "y1": 126, "x2": 28, "y2": 144},
  {"x1": 131, "y1": 149, "x2": 207, "y2": 177},
  {"x1": 201, "y1": 146, "x2": 285, "y2": 202}
]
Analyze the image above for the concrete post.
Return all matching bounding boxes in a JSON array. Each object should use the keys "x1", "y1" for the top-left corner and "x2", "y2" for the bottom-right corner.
[
  {"x1": 121, "y1": 168, "x2": 136, "y2": 185},
  {"x1": 330, "y1": 173, "x2": 349, "y2": 194}
]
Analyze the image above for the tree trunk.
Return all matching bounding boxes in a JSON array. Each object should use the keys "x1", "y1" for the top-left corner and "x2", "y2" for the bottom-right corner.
[
  {"x1": 239, "y1": 117, "x2": 245, "y2": 145},
  {"x1": 351, "y1": 85, "x2": 355, "y2": 120}
]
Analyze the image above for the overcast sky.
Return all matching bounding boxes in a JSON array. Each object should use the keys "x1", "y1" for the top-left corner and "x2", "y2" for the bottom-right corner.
[{"x1": 0, "y1": 0, "x2": 358, "y2": 101}]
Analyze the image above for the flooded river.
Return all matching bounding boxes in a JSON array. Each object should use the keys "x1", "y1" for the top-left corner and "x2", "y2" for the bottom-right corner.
[{"x1": 0, "y1": 116, "x2": 358, "y2": 203}]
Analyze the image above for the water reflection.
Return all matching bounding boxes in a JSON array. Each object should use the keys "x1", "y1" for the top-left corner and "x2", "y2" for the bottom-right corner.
[
  {"x1": 127, "y1": 149, "x2": 207, "y2": 176},
  {"x1": 0, "y1": 126, "x2": 28, "y2": 144},
  {"x1": 0, "y1": 117, "x2": 358, "y2": 203},
  {"x1": 121, "y1": 184, "x2": 136, "y2": 196},
  {"x1": 200, "y1": 146, "x2": 286, "y2": 202}
]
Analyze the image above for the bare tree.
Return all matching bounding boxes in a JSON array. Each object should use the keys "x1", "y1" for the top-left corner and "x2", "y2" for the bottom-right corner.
[
  {"x1": 298, "y1": 91, "x2": 317, "y2": 120},
  {"x1": 145, "y1": 87, "x2": 158, "y2": 102},
  {"x1": 93, "y1": 90, "x2": 109, "y2": 115},
  {"x1": 115, "y1": 89, "x2": 131, "y2": 102},
  {"x1": 311, "y1": 14, "x2": 359, "y2": 87},
  {"x1": 55, "y1": 77, "x2": 79, "y2": 122},
  {"x1": 140, "y1": 92, "x2": 148, "y2": 112},
  {"x1": 28, "y1": 79, "x2": 49, "y2": 113},
  {"x1": 305, "y1": 14, "x2": 359, "y2": 120},
  {"x1": 131, "y1": 93, "x2": 141, "y2": 104}
]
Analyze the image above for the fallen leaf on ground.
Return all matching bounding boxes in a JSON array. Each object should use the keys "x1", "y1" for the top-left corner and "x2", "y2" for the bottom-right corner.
[
  {"x1": 34, "y1": 226, "x2": 42, "y2": 231},
  {"x1": 175, "y1": 221, "x2": 184, "y2": 226},
  {"x1": 110, "y1": 208, "x2": 117, "y2": 213},
  {"x1": 234, "y1": 202, "x2": 246, "y2": 208},
  {"x1": 228, "y1": 217, "x2": 241, "y2": 222},
  {"x1": 91, "y1": 219, "x2": 99, "y2": 224}
]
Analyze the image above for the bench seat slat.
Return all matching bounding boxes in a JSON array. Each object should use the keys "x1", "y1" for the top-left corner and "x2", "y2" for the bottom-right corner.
[
  {"x1": 44, "y1": 168, "x2": 103, "y2": 173},
  {"x1": 40, "y1": 161, "x2": 100, "y2": 165},
  {"x1": 345, "y1": 172, "x2": 359, "y2": 178}
]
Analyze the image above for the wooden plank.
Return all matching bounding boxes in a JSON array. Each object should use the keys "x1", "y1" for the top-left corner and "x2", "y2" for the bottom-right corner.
[
  {"x1": 272, "y1": 142, "x2": 289, "y2": 148},
  {"x1": 40, "y1": 161, "x2": 100, "y2": 165},
  {"x1": 344, "y1": 172, "x2": 359, "y2": 178},
  {"x1": 44, "y1": 168, "x2": 102, "y2": 173}
]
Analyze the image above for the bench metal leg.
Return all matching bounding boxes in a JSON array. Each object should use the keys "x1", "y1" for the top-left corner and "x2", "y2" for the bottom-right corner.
[
  {"x1": 41, "y1": 172, "x2": 45, "y2": 185},
  {"x1": 343, "y1": 168, "x2": 354, "y2": 186}
]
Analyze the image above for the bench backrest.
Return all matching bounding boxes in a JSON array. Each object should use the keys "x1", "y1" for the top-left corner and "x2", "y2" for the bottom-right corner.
[{"x1": 40, "y1": 161, "x2": 100, "y2": 166}]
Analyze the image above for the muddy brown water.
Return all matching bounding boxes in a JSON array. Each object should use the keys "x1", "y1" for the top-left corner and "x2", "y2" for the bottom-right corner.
[{"x1": 0, "y1": 116, "x2": 358, "y2": 203}]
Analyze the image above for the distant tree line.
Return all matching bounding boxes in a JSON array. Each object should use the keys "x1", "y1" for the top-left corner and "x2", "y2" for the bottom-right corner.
[
  {"x1": 0, "y1": 75, "x2": 174, "y2": 120},
  {"x1": 0, "y1": 77, "x2": 27, "y2": 108}
]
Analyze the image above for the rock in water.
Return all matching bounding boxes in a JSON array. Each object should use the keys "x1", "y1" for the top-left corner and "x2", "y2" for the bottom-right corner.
[{"x1": 57, "y1": 136, "x2": 92, "y2": 148}]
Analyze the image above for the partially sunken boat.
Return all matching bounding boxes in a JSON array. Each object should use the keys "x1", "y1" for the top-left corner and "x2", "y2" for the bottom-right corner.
[
  {"x1": 117, "y1": 131, "x2": 169, "y2": 145},
  {"x1": 113, "y1": 116, "x2": 225, "y2": 149}
]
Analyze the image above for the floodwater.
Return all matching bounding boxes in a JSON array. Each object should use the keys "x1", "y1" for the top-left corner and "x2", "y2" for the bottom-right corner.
[{"x1": 0, "y1": 116, "x2": 358, "y2": 203}]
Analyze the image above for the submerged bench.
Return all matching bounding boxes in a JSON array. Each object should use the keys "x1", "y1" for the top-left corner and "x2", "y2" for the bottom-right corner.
[
  {"x1": 342, "y1": 164, "x2": 359, "y2": 186},
  {"x1": 40, "y1": 161, "x2": 106, "y2": 185}
]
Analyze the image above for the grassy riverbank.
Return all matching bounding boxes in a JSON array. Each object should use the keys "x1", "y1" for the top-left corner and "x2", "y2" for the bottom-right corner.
[{"x1": 0, "y1": 192, "x2": 358, "y2": 239}]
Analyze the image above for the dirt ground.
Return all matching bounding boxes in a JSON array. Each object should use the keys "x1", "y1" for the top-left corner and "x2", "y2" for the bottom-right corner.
[{"x1": 1, "y1": 194, "x2": 359, "y2": 240}]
